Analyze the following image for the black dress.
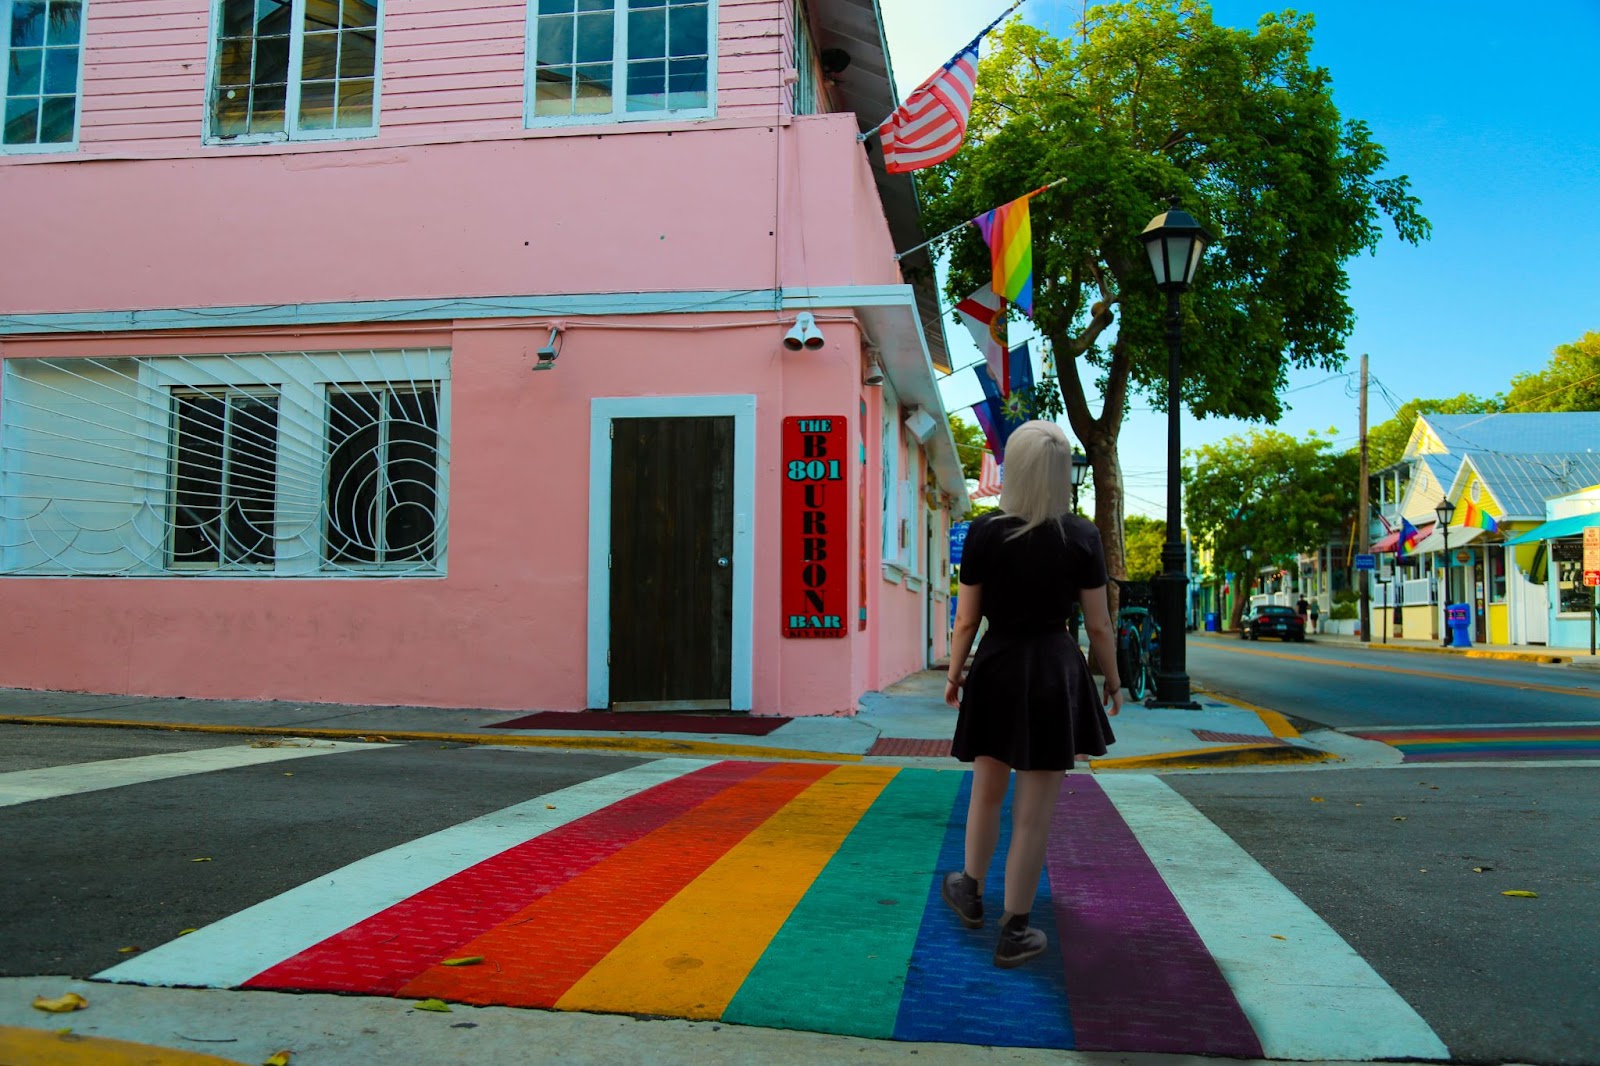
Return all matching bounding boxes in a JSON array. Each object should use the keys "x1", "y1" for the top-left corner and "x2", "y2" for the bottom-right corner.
[{"x1": 951, "y1": 511, "x2": 1116, "y2": 770}]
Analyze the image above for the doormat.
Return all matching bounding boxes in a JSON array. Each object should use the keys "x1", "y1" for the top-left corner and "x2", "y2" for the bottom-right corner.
[
  {"x1": 868, "y1": 737, "x2": 952, "y2": 757},
  {"x1": 487, "y1": 711, "x2": 791, "y2": 736}
]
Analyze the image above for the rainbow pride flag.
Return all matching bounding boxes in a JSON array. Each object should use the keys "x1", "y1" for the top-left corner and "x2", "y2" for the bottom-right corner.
[
  {"x1": 973, "y1": 191, "x2": 1035, "y2": 317},
  {"x1": 1398, "y1": 517, "x2": 1422, "y2": 557},
  {"x1": 1461, "y1": 499, "x2": 1499, "y2": 532}
]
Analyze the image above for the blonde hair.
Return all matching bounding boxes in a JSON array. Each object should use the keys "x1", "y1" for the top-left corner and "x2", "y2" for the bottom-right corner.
[{"x1": 998, "y1": 420, "x2": 1077, "y2": 540}]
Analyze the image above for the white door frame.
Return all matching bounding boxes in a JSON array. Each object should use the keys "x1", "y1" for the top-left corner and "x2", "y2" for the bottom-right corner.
[{"x1": 587, "y1": 394, "x2": 756, "y2": 710}]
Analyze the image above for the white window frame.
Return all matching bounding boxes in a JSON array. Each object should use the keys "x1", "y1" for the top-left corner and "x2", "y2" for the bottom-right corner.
[
  {"x1": 1, "y1": 0, "x2": 88, "y2": 155},
  {"x1": 201, "y1": 0, "x2": 384, "y2": 146},
  {"x1": 165, "y1": 385, "x2": 283, "y2": 571},
  {"x1": 791, "y1": 0, "x2": 817, "y2": 116},
  {"x1": 523, "y1": 0, "x2": 718, "y2": 129},
  {"x1": 880, "y1": 383, "x2": 911, "y2": 576},
  {"x1": 0, "y1": 350, "x2": 449, "y2": 578}
]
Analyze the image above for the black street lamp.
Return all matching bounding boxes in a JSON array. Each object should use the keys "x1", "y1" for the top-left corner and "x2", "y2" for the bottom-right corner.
[
  {"x1": 1435, "y1": 497, "x2": 1456, "y2": 645},
  {"x1": 1140, "y1": 206, "x2": 1212, "y2": 707},
  {"x1": 1071, "y1": 447, "x2": 1090, "y2": 511}
]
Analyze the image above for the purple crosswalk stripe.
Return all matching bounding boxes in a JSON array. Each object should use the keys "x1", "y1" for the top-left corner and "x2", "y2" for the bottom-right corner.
[{"x1": 1047, "y1": 778, "x2": 1263, "y2": 1057}]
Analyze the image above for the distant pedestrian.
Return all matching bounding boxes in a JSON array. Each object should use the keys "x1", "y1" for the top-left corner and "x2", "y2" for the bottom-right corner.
[
  {"x1": 1308, "y1": 599, "x2": 1321, "y2": 634},
  {"x1": 942, "y1": 421, "x2": 1123, "y2": 969},
  {"x1": 1296, "y1": 595, "x2": 1310, "y2": 626}
]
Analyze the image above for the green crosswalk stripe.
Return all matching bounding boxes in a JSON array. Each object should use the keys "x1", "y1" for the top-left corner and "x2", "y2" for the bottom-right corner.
[{"x1": 723, "y1": 767, "x2": 963, "y2": 1037}]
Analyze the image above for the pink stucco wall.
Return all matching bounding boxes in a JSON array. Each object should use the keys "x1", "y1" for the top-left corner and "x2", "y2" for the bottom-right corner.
[{"x1": 0, "y1": 315, "x2": 931, "y2": 714}]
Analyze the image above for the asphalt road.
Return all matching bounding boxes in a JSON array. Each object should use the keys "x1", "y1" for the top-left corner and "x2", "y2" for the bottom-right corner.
[
  {"x1": 1186, "y1": 635, "x2": 1600, "y2": 729},
  {"x1": 3, "y1": 723, "x2": 1596, "y2": 1065}
]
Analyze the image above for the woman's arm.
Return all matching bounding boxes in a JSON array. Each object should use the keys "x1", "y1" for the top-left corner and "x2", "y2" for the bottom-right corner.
[
  {"x1": 944, "y1": 583, "x2": 983, "y2": 707},
  {"x1": 1079, "y1": 584, "x2": 1125, "y2": 716}
]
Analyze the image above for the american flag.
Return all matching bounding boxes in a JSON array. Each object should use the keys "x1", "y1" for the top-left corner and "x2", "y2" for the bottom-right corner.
[
  {"x1": 877, "y1": 35, "x2": 981, "y2": 175},
  {"x1": 974, "y1": 451, "x2": 1003, "y2": 498}
]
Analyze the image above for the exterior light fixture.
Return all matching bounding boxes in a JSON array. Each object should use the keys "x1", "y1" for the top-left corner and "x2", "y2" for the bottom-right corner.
[
  {"x1": 532, "y1": 325, "x2": 563, "y2": 371},
  {"x1": 1138, "y1": 204, "x2": 1212, "y2": 707}
]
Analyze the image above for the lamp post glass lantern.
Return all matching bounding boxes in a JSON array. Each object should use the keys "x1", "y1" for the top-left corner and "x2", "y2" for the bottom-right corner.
[
  {"x1": 1139, "y1": 206, "x2": 1212, "y2": 707},
  {"x1": 1071, "y1": 447, "x2": 1090, "y2": 509},
  {"x1": 1435, "y1": 498, "x2": 1456, "y2": 644}
]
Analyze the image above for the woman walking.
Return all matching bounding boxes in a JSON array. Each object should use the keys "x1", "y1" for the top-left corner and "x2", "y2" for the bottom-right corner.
[{"x1": 942, "y1": 421, "x2": 1123, "y2": 968}]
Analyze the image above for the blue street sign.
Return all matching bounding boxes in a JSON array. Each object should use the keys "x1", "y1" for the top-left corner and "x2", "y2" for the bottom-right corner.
[
  {"x1": 1354, "y1": 553, "x2": 1376, "y2": 571},
  {"x1": 950, "y1": 521, "x2": 971, "y2": 566}
]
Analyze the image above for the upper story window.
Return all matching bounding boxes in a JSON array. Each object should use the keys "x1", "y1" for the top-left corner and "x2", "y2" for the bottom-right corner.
[
  {"x1": 208, "y1": 0, "x2": 380, "y2": 143},
  {"x1": 527, "y1": 0, "x2": 713, "y2": 125},
  {"x1": 792, "y1": 0, "x2": 817, "y2": 116},
  {"x1": 2, "y1": 0, "x2": 83, "y2": 152}
]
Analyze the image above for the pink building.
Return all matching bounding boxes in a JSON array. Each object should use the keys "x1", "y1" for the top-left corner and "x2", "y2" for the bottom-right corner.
[{"x1": 0, "y1": 0, "x2": 967, "y2": 716}]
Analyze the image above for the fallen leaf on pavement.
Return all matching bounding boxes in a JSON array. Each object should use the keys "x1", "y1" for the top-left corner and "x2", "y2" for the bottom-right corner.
[
  {"x1": 1473, "y1": 866, "x2": 1492, "y2": 873},
  {"x1": 263, "y1": 1051, "x2": 293, "y2": 1065},
  {"x1": 1502, "y1": 890, "x2": 1539, "y2": 898},
  {"x1": 441, "y1": 956, "x2": 484, "y2": 967},
  {"x1": 1310, "y1": 797, "x2": 1324, "y2": 803},
  {"x1": 32, "y1": 992, "x2": 87, "y2": 1013},
  {"x1": 1270, "y1": 935, "x2": 1286, "y2": 940},
  {"x1": 546, "y1": 805, "x2": 556, "y2": 810},
  {"x1": 1392, "y1": 816, "x2": 1407, "y2": 822},
  {"x1": 414, "y1": 999, "x2": 452, "y2": 1012},
  {"x1": 191, "y1": 857, "x2": 212, "y2": 863},
  {"x1": 283, "y1": 773, "x2": 294, "y2": 777},
  {"x1": 178, "y1": 928, "x2": 198, "y2": 935}
]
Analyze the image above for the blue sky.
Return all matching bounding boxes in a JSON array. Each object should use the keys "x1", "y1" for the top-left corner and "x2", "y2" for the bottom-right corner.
[{"x1": 879, "y1": 0, "x2": 1600, "y2": 518}]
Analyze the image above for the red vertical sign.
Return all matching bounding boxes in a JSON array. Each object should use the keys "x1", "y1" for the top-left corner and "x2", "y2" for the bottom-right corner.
[{"x1": 783, "y1": 416, "x2": 848, "y2": 638}]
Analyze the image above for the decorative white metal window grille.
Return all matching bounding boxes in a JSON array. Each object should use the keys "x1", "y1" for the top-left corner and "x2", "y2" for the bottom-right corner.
[{"x1": 0, "y1": 349, "x2": 450, "y2": 577}]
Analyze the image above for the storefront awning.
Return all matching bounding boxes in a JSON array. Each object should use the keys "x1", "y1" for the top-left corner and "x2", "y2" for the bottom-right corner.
[
  {"x1": 1504, "y1": 510, "x2": 1600, "y2": 545},
  {"x1": 1409, "y1": 524, "x2": 1487, "y2": 556}
]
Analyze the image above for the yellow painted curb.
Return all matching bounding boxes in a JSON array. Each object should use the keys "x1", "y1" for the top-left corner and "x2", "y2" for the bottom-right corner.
[
  {"x1": 0, "y1": 1026, "x2": 250, "y2": 1065},
  {"x1": 1090, "y1": 742, "x2": 1337, "y2": 772},
  {"x1": 1198, "y1": 692, "x2": 1302, "y2": 739},
  {"x1": 0, "y1": 716, "x2": 861, "y2": 764},
  {"x1": 1358, "y1": 643, "x2": 1566, "y2": 664}
]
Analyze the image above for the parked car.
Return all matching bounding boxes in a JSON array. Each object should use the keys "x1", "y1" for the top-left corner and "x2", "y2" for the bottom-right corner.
[{"x1": 1240, "y1": 604, "x2": 1307, "y2": 642}]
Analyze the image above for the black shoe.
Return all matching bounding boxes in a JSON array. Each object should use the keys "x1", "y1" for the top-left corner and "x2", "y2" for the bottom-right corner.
[
  {"x1": 941, "y1": 871, "x2": 983, "y2": 928},
  {"x1": 994, "y1": 912, "x2": 1047, "y2": 968}
]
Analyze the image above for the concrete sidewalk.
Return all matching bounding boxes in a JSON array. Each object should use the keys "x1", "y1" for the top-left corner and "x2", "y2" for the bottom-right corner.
[
  {"x1": 7, "y1": 627, "x2": 1586, "y2": 769},
  {"x1": 0, "y1": 667, "x2": 1332, "y2": 771}
]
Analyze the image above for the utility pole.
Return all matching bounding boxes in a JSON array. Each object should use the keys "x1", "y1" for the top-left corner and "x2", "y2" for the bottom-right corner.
[{"x1": 1357, "y1": 353, "x2": 1371, "y2": 644}]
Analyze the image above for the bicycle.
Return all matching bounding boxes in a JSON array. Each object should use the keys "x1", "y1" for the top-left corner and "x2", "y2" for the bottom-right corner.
[{"x1": 1113, "y1": 581, "x2": 1161, "y2": 702}]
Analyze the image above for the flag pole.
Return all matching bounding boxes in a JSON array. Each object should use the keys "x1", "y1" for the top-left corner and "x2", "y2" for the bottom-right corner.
[
  {"x1": 858, "y1": 0, "x2": 1031, "y2": 143},
  {"x1": 893, "y1": 175, "x2": 1069, "y2": 261}
]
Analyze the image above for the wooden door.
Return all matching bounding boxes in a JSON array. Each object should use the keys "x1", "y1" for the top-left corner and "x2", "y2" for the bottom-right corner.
[{"x1": 608, "y1": 416, "x2": 734, "y2": 710}]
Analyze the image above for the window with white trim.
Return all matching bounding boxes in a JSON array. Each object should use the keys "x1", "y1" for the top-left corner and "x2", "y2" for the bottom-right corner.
[
  {"x1": 2, "y1": 0, "x2": 83, "y2": 151},
  {"x1": 527, "y1": 0, "x2": 712, "y2": 124},
  {"x1": 208, "y1": 0, "x2": 380, "y2": 142},
  {"x1": 791, "y1": 0, "x2": 817, "y2": 116},
  {"x1": 0, "y1": 350, "x2": 449, "y2": 577}
]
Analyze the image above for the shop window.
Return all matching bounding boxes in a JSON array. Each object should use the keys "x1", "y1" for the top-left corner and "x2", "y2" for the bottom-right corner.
[
  {"x1": 1487, "y1": 544, "x2": 1506, "y2": 603},
  {"x1": 324, "y1": 386, "x2": 440, "y2": 566},
  {"x1": 1554, "y1": 538, "x2": 1593, "y2": 614},
  {"x1": 208, "y1": 0, "x2": 380, "y2": 142},
  {"x1": 528, "y1": 0, "x2": 712, "y2": 124},
  {"x1": 2, "y1": 0, "x2": 83, "y2": 152},
  {"x1": 0, "y1": 350, "x2": 449, "y2": 577},
  {"x1": 169, "y1": 391, "x2": 281, "y2": 568}
]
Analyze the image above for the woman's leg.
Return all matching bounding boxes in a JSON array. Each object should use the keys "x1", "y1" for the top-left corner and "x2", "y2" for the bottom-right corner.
[
  {"x1": 1002, "y1": 769, "x2": 1066, "y2": 917},
  {"x1": 964, "y1": 755, "x2": 1009, "y2": 882}
]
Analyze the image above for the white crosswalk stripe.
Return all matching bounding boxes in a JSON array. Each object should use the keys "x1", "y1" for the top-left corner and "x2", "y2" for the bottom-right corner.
[
  {"x1": 1100, "y1": 774, "x2": 1449, "y2": 1061},
  {"x1": 0, "y1": 739, "x2": 385, "y2": 809}
]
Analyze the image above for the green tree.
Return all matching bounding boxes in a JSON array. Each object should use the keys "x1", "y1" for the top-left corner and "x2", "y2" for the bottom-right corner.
[
  {"x1": 1123, "y1": 514, "x2": 1165, "y2": 581},
  {"x1": 918, "y1": 1, "x2": 1427, "y2": 581},
  {"x1": 1364, "y1": 393, "x2": 1499, "y2": 471},
  {"x1": 1185, "y1": 429, "x2": 1358, "y2": 627},
  {"x1": 947, "y1": 413, "x2": 987, "y2": 481},
  {"x1": 1504, "y1": 331, "x2": 1600, "y2": 413}
]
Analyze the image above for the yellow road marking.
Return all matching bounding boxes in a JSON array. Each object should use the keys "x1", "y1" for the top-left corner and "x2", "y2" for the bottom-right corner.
[
  {"x1": 0, "y1": 1026, "x2": 248, "y2": 1065},
  {"x1": 1203, "y1": 643, "x2": 1600, "y2": 700},
  {"x1": 555, "y1": 764, "x2": 896, "y2": 1019}
]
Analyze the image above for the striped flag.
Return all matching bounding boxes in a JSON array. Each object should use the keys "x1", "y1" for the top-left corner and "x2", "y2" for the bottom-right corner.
[
  {"x1": 955, "y1": 285, "x2": 1008, "y2": 395},
  {"x1": 975, "y1": 451, "x2": 1003, "y2": 498},
  {"x1": 973, "y1": 190, "x2": 1036, "y2": 317},
  {"x1": 877, "y1": 34, "x2": 980, "y2": 174}
]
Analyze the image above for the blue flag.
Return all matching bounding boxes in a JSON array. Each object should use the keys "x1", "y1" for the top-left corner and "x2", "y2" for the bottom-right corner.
[{"x1": 972, "y1": 342, "x2": 1034, "y2": 461}]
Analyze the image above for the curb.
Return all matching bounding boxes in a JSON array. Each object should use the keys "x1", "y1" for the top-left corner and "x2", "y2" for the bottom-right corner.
[
  {"x1": 1357, "y1": 642, "x2": 1569, "y2": 664},
  {"x1": 0, "y1": 1025, "x2": 250, "y2": 1065},
  {"x1": 0, "y1": 715, "x2": 862, "y2": 764},
  {"x1": 1090, "y1": 742, "x2": 1337, "y2": 771}
]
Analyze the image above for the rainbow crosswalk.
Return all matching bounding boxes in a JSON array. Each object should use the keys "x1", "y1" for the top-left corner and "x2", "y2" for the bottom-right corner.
[
  {"x1": 97, "y1": 757, "x2": 1447, "y2": 1059},
  {"x1": 1350, "y1": 725, "x2": 1600, "y2": 761}
]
